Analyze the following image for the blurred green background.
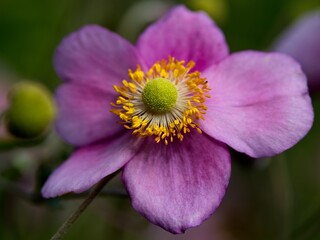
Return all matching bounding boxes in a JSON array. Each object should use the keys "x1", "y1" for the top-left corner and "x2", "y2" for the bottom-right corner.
[{"x1": 0, "y1": 0, "x2": 319, "y2": 239}]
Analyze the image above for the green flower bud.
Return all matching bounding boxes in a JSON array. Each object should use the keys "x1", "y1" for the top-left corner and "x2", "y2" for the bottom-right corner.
[
  {"x1": 5, "y1": 81, "x2": 56, "y2": 139},
  {"x1": 187, "y1": 0, "x2": 228, "y2": 22}
]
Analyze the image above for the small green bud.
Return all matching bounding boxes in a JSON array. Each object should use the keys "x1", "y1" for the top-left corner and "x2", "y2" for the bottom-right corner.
[
  {"x1": 187, "y1": 0, "x2": 228, "y2": 22},
  {"x1": 5, "y1": 81, "x2": 56, "y2": 139},
  {"x1": 142, "y1": 78, "x2": 178, "y2": 114}
]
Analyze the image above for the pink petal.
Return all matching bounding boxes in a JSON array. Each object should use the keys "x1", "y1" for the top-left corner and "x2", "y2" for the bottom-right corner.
[
  {"x1": 54, "y1": 25, "x2": 144, "y2": 92},
  {"x1": 42, "y1": 133, "x2": 140, "y2": 198},
  {"x1": 55, "y1": 83, "x2": 122, "y2": 146},
  {"x1": 201, "y1": 51, "x2": 314, "y2": 158},
  {"x1": 122, "y1": 133, "x2": 231, "y2": 234},
  {"x1": 273, "y1": 11, "x2": 320, "y2": 92},
  {"x1": 137, "y1": 5, "x2": 229, "y2": 71}
]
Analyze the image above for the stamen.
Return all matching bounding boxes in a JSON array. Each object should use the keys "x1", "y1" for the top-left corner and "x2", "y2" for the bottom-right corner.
[{"x1": 111, "y1": 56, "x2": 211, "y2": 144}]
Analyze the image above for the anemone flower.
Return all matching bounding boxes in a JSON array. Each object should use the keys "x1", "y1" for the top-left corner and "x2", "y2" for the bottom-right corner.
[
  {"x1": 42, "y1": 6, "x2": 313, "y2": 234},
  {"x1": 273, "y1": 10, "x2": 320, "y2": 93}
]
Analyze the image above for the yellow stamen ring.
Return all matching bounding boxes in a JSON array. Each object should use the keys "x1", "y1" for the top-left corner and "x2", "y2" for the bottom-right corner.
[{"x1": 111, "y1": 56, "x2": 211, "y2": 145}]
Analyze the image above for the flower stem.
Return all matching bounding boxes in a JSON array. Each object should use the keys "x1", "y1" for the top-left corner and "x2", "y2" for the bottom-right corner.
[{"x1": 50, "y1": 174, "x2": 114, "y2": 240}]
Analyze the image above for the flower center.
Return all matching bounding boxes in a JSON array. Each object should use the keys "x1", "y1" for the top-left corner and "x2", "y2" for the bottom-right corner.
[
  {"x1": 111, "y1": 57, "x2": 210, "y2": 145},
  {"x1": 142, "y1": 78, "x2": 178, "y2": 114}
]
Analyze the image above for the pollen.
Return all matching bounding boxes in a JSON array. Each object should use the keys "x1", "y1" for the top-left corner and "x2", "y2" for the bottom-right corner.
[{"x1": 110, "y1": 56, "x2": 211, "y2": 144}]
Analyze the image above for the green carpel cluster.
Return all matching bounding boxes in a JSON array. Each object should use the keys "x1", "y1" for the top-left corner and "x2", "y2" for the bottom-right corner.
[{"x1": 142, "y1": 78, "x2": 178, "y2": 114}]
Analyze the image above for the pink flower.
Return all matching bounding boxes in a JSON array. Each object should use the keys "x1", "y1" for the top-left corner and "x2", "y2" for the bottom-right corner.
[
  {"x1": 42, "y1": 6, "x2": 313, "y2": 233},
  {"x1": 273, "y1": 11, "x2": 320, "y2": 93}
]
